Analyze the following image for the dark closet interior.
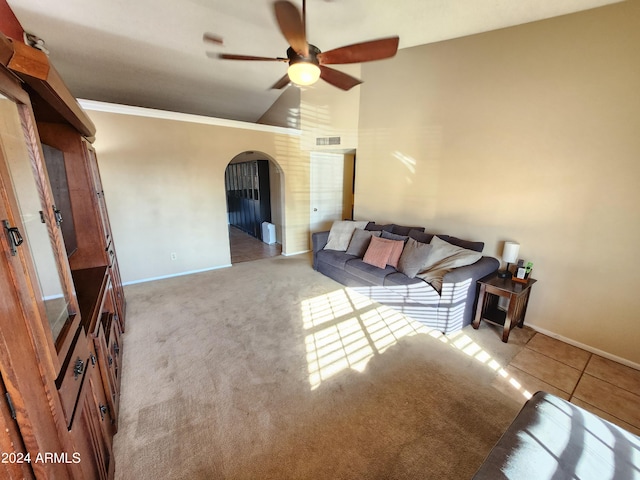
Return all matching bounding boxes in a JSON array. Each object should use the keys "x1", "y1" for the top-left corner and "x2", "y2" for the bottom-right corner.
[{"x1": 225, "y1": 160, "x2": 271, "y2": 240}]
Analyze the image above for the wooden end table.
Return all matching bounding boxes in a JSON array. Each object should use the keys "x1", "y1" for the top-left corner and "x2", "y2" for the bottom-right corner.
[{"x1": 472, "y1": 273, "x2": 537, "y2": 342}]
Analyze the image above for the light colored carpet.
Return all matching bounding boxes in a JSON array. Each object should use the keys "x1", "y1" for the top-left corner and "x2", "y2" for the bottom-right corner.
[{"x1": 113, "y1": 254, "x2": 535, "y2": 480}]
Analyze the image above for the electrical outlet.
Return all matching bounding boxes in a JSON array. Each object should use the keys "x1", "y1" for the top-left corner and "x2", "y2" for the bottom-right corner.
[{"x1": 170, "y1": 252, "x2": 177, "y2": 261}]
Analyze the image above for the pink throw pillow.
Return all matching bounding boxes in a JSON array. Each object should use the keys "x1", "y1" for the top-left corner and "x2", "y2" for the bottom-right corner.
[
  {"x1": 386, "y1": 239, "x2": 406, "y2": 268},
  {"x1": 363, "y1": 236, "x2": 394, "y2": 269}
]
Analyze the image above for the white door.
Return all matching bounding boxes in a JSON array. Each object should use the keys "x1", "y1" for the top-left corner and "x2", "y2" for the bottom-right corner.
[{"x1": 310, "y1": 152, "x2": 345, "y2": 233}]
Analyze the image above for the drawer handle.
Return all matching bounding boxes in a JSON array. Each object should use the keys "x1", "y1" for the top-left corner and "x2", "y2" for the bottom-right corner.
[
  {"x1": 3, "y1": 220, "x2": 24, "y2": 256},
  {"x1": 108, "y1": 355, "x2": 113, "y2": 366},
  {"x1": 73, "y1": 358, "x2": 84, "y2": 379},
  {"x1": 52, "y1": 206, "x2": 63, "y2": 225},
  {"x1": 114, "y1": 342, "x2": 120, "y2": 355},
  {"x1": 99, "y1": 404, "x2": 108, "y2": 421},
  {"x1": 90, "y1": 352, "x2": 97, "y2": 366}
]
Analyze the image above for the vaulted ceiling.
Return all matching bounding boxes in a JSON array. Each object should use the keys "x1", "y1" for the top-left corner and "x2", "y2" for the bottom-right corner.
[{"x1": 8, "y1": 0, "x2": 621, "y2": 123}]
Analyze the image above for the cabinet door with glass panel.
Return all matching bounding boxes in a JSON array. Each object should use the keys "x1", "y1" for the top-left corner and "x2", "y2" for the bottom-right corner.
[{"x1": 0, "y1": 92, "x2": 80, "y2": 373}]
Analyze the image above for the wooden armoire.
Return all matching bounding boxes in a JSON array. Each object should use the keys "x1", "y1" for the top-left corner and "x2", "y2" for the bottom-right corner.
[{"x1": 1, "y1": 31, "x2": 124, "y2": 479}]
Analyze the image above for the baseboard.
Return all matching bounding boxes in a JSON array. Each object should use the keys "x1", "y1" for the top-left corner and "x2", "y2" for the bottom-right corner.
[
  {"x1": 123, "y1": 264, "x2": 232, "y2": 286},
  {"x1": 529, "y1": 324, "x2": 640, "y2": 371},
  {"x1": 281, "y1": 249, "x2": 311, "y2": 257}
]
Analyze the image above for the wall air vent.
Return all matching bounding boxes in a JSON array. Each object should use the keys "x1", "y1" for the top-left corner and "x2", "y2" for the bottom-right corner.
[{"x1": 316, "y1": 136, "x2": 341, "y2": 146}]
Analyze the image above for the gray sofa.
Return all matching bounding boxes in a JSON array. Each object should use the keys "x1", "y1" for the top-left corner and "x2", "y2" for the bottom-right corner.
[
  {"x1": 473, "y1": 391, "x2": 640, "y2": 479},
  {"x1": 312, "y1": 223, "x2": 499, "y2": 334}
]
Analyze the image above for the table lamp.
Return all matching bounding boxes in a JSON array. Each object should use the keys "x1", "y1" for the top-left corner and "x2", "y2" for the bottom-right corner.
[{"x1": 498, "y1": 241, "x2": 520, "y2": 279}]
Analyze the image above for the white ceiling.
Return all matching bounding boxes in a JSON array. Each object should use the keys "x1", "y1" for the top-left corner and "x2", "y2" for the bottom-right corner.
[{"x1": 8, "y1": 0, "x2": 621, "y2": 123}]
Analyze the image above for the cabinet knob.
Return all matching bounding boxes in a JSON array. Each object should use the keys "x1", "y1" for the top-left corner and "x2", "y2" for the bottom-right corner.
[
  {"x1": 99, "y1": 404, "x2": 108, "y2": 421},
  {"x1": 73, "y1": 358, "x2": 84, "y2": 379}
]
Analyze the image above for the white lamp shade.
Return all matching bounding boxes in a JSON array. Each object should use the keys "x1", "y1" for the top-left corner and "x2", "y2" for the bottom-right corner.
[
  {"x1": 288, "y1": 62, "x2": 321, "y2": 86},
  {"x1": 502, "y1": 241, "x2": 520, "y2": 263}
]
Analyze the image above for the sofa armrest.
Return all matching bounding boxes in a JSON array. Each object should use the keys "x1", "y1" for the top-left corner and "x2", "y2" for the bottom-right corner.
[
  {"x1": 312, "y1": 231, "x2": 330, "y2": 270},
  {"x1": 442, "y1": 256, "x2": 500, "y2": 285},
  {"x1": 438, "y1": 256, "x2": 500, "y2": 331}
]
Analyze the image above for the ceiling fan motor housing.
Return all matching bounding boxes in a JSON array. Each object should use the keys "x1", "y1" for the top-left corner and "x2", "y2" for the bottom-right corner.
[{"x1": 287, "y1": 44, "x2": 321, "y2": 66}]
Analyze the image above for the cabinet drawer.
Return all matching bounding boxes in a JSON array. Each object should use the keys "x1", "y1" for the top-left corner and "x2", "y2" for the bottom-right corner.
[
  {"x1": 87, "y1": 340, "x2": 116, "y2": 445},
  {"x1": 93, "y1": 315, "x2": 120, "y2": 428},
  {"x1": 57, "y1": 330, "x2": 91, "y2": 428}
]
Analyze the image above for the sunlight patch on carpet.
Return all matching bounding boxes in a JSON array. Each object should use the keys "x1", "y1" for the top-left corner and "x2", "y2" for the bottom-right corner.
[
  {"x1": 302, "y1": 288, "x2": 429, "y2": 389},
  {"x1": 302, "y1": 288, "x2": 534, "y2": 400}
]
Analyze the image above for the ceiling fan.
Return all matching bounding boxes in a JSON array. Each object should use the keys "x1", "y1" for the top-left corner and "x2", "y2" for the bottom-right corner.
[{"x1": 205, "y1": 0, "x2": 399, "y2": 91}]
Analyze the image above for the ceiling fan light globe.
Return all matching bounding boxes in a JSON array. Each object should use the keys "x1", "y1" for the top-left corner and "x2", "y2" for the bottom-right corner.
[{"x1": 287, "y1": 62, "x2": 321, "y2": 86}]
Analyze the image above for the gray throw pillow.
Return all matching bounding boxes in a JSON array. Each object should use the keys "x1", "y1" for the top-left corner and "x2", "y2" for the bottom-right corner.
[
  {"x1": 397, "y1": 238, "x2": 433, "y2": 278},
  {"x1": 381, "y1": 230, "x2": 409, "y2": 243},
  {"x1": 345, "y1": 229, "x2": 381, "y2": 257}
]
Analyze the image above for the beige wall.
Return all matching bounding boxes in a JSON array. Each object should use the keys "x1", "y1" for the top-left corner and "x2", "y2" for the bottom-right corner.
[
  {"x1": 87, "y1": 108, "x2": 309, "y2": 284},
  {"x1": 299, "y1": 64, "x2": 361, "y2": 152},
  {"x1": 356, "y1": 2, "x2": 640, "y2": 364},
  {"x1": 258, "y1": 87, "x2": 300, "y2": 130}
]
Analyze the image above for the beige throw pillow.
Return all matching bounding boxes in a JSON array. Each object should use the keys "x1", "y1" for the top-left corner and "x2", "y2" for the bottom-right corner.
[
  {"x1": 416, "y1": 236, "x2": 483, "y2": 292},
  {"x1": 324, "y1": 220, "x2": 369, "y2": 251}
]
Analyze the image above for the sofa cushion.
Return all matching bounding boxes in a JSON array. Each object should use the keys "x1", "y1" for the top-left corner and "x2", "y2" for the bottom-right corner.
[
  {"x1": 316, "y1": 249, "x2": 358, "y2": 269},
  {"x1": 392, "y1": 225, "x2": 425, "y2": 236},
  {"x1": 437, "y1": 235, "x2": 484, "y2": 253},
  {"x1": 365, "y1": 222, "x2": 393, "y2": 232},
  {"x1": 364, "y1": 221, "x2": 377, "y2": 231},
  {"x1": 397, "y1": 238, "x2": 434, "y2": 278},
  {"x1": 362, "y1": 236, "x2": 394, "y2": 269},
  {"x1": 384, "y1": 274, "x2": 441, "y2": 304},
  {"x1": 345, "y1": 259, "x2": 396, "y2": 285},
  {"x1": 408, "y1": 229, "x2": 435, "y2": 244},
  {"x1": 345, "y1": 229, "x2": 381, "y2": 257},
  {"x1": 383, "y1": 272, "x2": 426, "y2": 287},
  {"x1": 381, "y1": 231, "x2": 409, "y2": 242},
  {"x1": 324, "y1": 220, "x2": 368, "y2": 251}
]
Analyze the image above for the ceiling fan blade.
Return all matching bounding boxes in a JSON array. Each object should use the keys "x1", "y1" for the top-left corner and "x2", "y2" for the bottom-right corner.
[
  {"x1": 319, "y1": 65, "x2": 362, "y2": 91},
  {"x1": 270, "y1": 74, "x2": 291, "y2": 90},
  {"x1": 318, "y1": 36, "x2": 400, "y2": 65},
  {"x1": 273, "y1": 1, "x2": 309, "y2": 57},
  {"x1": 203, "y1": 33, "x2": 224, "y2": 45},
  {"x1": 215, "y1": 53, "x2": 288, "y2": 62}
]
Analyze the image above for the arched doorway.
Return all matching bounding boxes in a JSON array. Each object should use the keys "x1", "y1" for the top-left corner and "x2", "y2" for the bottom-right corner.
[{"x1": 225, "y1": 151, "x2": 283, "y2": 264}]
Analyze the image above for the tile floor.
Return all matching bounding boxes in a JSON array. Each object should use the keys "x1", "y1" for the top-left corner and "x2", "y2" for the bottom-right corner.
[
  {"x1": 229, "y1": 225, "x2": 281, "y2": 264},
  {"x1": 493, "y1": 331, "x2": 640, "y2": 435}
]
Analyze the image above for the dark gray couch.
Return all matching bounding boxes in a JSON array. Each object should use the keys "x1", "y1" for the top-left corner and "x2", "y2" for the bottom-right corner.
[
  {"x1": 312, "y1": 225, "x2": 499, "y2": 334},
  {"x1": 473, "y1": 391, "x2": 640, "y2": 479}
]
